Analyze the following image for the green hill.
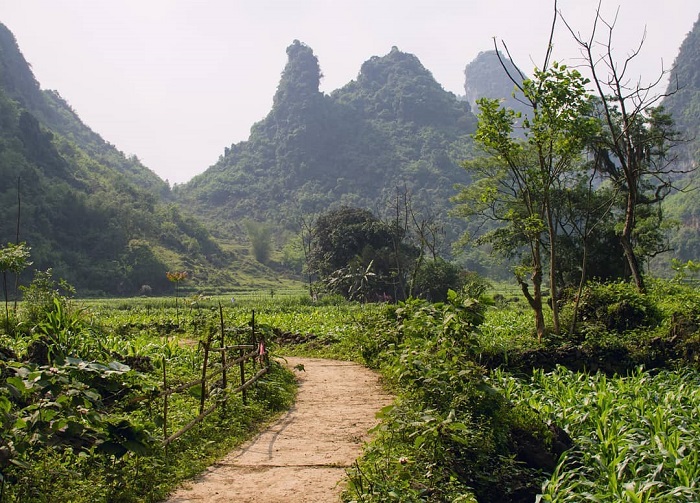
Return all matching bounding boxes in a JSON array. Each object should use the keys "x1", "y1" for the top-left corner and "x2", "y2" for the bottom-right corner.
[
  {"x1": 175, "y1": 42, "x2": 478, "y2": 251},
  {"x1": 0, "y1": 22, "x2": 228, "y2": 296}
]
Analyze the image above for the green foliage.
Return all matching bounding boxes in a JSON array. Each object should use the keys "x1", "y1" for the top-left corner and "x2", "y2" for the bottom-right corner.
[
  {"x1": 0, "y1": 242, "x2": 31, "y2": 276},
  {"x1": 311, "y1": 206, "x2": 419, "y2": 301},
  {"x1": 346, "y1": 291, "x2": 567, "y2": 502},
  {"x1": 670, "y1": 258, "x2": 700, "y2": 282},
  {"x1": 493, "y1": 367, "x2": 700, "y2": 501},
  {"x1": 412, "y1": 258, "x2": 466, "y2": 302},
  {"x1": 571, "y1": 281, "x2": 662, "y2": 334},
  {"x1": 0, "y1": 242, "x2": 31, "y2": 332},
  {"x1": 18, "y1": 269, "x2": 75, "y2": 329},
  {"x1": 244, "y1": 220, "x2": 273, "y2": 264}
]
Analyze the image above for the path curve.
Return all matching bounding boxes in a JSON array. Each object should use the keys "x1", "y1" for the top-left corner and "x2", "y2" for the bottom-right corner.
[{"x1": 165, "y1": 357, "x2": 393, "y2": 503}]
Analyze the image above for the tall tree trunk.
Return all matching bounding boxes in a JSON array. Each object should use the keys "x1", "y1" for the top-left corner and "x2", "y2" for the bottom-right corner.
[
  {"x1": 545, "y1": 202, "x2": 560, "y2": 334},
  {"x1": 621, "y1": 187, "x2": 646, "y2": 293},
  {"x1": 518, "y1": 243, "x2": 546, "y2": 342}
]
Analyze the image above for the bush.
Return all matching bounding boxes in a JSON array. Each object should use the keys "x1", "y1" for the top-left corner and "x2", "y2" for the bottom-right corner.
[
  {"x1": 571, "y1": 281, "x2": 662, "y2": 334},
  {"x1": 412, "y1": 259, "x2": 466, "y2": 302},
  {"x1": 18, "y1": 269, "x2": 75, "y2": 329}
]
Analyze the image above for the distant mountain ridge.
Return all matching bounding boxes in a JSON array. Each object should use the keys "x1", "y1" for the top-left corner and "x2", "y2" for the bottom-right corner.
[{"x1": 176, "y1": 41, "x2": 478, "y2": 248}]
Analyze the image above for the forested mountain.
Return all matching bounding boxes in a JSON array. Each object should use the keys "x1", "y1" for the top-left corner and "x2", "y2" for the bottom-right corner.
[
  {"x1": 0, "y1": 23, "x2": 227, "y2": 295},
  {"x1": 662, "y1": 14, "x2": 700, "y2": 263},
  {"x1": 664, "y1": 14, "x2": 700, "y2": 154},
  {"x1": 176, "y1": 42, "x2": 478, "y2": 248}
]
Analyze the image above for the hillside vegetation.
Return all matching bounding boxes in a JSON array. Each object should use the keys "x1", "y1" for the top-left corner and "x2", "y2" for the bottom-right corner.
[
  {"x1": 176, "y1": 41, "x2": 477, "y2": 245},
  {"x1": 0, "y1": 23, "x2": 233, "y2": 295},
  {"x1": 1, "y1": 13, "x2": 699, "y2": 299}
]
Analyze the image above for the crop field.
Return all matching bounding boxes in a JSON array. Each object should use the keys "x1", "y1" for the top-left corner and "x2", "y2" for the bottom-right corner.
[
  {"x1": 1, "y1": 278, "x2": 699, "y2": 502},
  {"x1": 492, "y1": 367, "x2": 700, "y2": 501}
]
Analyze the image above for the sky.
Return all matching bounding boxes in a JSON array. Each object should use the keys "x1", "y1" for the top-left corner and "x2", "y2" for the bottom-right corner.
[{"x1": 2, "y1": 1, "x2": 698, "y2": 185}]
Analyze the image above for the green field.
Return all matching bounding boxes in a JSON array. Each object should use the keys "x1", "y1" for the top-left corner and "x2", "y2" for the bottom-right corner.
[{"x1": 1, "y1": 279, "x2": 699, "y2": 502}]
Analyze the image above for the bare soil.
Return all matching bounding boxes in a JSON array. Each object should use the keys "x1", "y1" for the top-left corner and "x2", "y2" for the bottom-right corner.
[{"x1": 165, "y1": 357, "x2": 393, "y2": 503}]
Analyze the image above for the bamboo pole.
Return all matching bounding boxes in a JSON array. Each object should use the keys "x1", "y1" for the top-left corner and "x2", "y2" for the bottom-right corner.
[
  {"x1": 232, "y1": 367, "x2": 268, "y2": 394},
  {"x1": 199, "y1": 328, "x2": 214, "y2": 415},
  {"x1": 239, "y1": 346, "x2": 247, "y2": 405},
  {"x1": 219, "y1": 302, "x2": 227, "y2": 390},
  {"x1": 162, "y1": 403, "x2": 218, "y2": 446},
  {"x1": 162, "y1": 357, "x2": 168, "y2": 455}
]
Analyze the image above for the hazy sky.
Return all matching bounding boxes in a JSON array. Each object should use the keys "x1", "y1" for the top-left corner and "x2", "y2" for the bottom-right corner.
[{"x1": 3, "y1": 1, "x2": 698, "y2": 184}]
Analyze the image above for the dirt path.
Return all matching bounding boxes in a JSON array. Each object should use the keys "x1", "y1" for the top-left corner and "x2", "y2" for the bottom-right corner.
[{"x1": 165, "y1": 357, "x2": 393, "y2": 503}]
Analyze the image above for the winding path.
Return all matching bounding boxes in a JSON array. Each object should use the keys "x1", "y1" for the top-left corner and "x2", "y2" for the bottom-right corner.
[{"x1": 165, "y1": 357, "x2": 393, "y2": 503}]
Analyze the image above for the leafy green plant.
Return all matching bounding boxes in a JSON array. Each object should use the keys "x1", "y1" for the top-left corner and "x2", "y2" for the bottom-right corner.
[
  {"x1": 0, "y1": 242, "x2": 31, "y2": 334},
  {"x1": 346, "y1": 290, "x2": 565, "y2": 502},
  {"x1": 18, "y1": 269, "x2": 75, "y2": 330},
  {"x1": 492, "y1": 366, "x2": 700, "y2": 502}
]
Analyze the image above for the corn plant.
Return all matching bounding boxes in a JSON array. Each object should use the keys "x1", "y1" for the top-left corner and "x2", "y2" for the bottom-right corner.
[{"x1": 492, "y1": 367, "x2": 700, "y2": 501}]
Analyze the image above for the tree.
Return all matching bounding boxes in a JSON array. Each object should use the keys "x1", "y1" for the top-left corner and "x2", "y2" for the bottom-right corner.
[
  {"x1": 384, "y1": 186, "x2": 448, "y2": 299},
  {"x1": 0, "y1": 242, "x2": 31, "y2": 332},
  {"x1": 561, "y1": 5, "x2": 687, "y2": 292},
  {"x1": 310, "y1": 207, "x2": 418, "y2": 301},
  {"x1": 412, "y1": 258, "x2": 465, "y2": 303},
  {"x1": 244, "y1": 220, "x2": 273, "y2": 264},
  {"x1": 299, "y1": 214, "x2": 317, "y2": 297},
  {"x1": 453, "y1": 38, "x2": 597, "y2": 339}
]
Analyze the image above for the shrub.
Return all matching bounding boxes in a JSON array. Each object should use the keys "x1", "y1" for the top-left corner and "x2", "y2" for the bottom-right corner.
[
  {"x1": 18, "y1": 269, "x2": 75, "y2": 329},
  {"x1": 571, "y1": 281, "x2": 662, "y2": 334},
  {"x1": 412, "y1": 259, "x2": 466, "y2": 302}
]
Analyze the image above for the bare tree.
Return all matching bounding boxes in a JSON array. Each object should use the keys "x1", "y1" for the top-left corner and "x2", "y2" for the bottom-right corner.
[
  {"x1": 560, "y1": 2, "x2": 689, "y2": 292},
  {"x1": 299, "y1": 214, "x2": 317, "y2": 298}
]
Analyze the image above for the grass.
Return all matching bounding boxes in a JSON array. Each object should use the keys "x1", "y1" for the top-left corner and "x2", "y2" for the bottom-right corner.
[{"x1": 0, "y1": 294, "x2": 300, "y2": 502}]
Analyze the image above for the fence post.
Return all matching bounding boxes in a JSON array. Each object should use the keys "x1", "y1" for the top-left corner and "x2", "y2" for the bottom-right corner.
[
  {"x1": 219, "y1": 302, "x2": 227, "y2": 390},
  {"x1": 162, "y1": 356, "x2": 168, "y2": 456},
  {"x1": 239, "y1": 346, "x2": 247, "y2": 405},
  {"x1": 251, "y1": 309, "x2": 256, "y2": 369},
  {"x1": 199, "y1": 327, "x2": 214, "y2": 415}
]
